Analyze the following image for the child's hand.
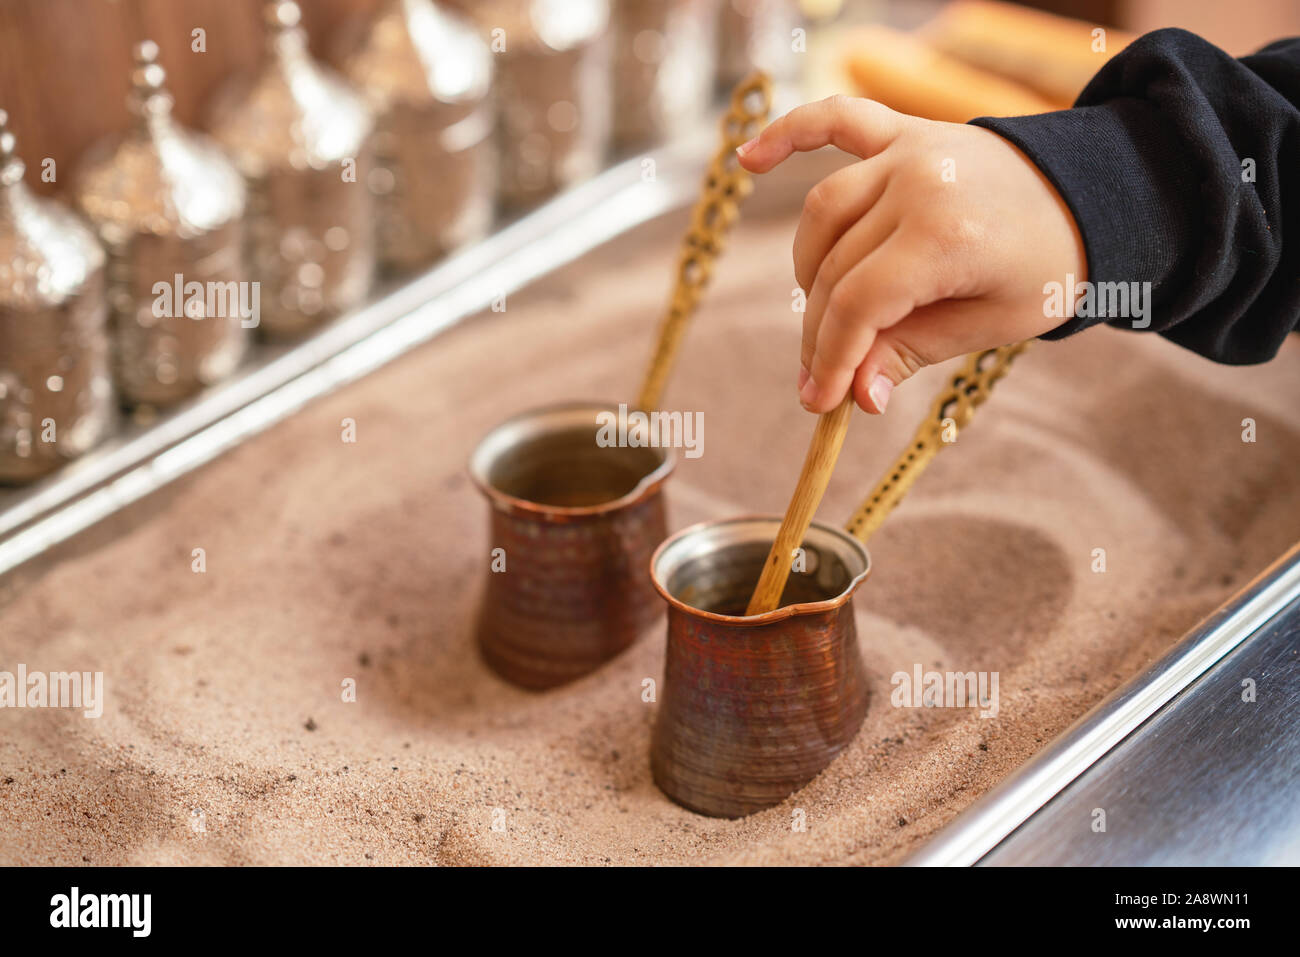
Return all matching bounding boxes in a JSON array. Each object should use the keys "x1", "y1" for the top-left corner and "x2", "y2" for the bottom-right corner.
[{"x1": 736, "y1": 95, "x2": 1086, "y2": 414}]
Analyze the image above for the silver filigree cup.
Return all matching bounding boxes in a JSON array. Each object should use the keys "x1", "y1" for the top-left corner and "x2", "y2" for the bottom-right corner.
[
  {"x1": 339, "y1": 0, "x2": 496, "y2": 271},
  {"x1": 209, "y1": 0, "x2": 376, "y2": 338},
  {"x1": 450, "y1": 0, "x2": 612, "y2": 208},
  {"x1": 611, "y1": 0, "x2": 719, "y2": 148},
  {"x1": 0, "y1": 111, "x2": 113, "y2": 483},
  {"x1": 76, "y1": 41, "x2": 250, "y2": 409},
  {"x1": 718, "y1": 0, "x2": 802, "y2": 90}
]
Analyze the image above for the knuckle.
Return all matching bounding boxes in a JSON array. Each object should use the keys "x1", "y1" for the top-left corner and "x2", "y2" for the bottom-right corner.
[
  {"x1": 825, "y1": 283, "x2": 858, "y2": 323},
  {"x1": 858, "y1": 97, "x2": 889, "y2": 124},
  {"x1": 824, "y1": 94, "x2": 855, "y2": 136},
  {"x1": 929, "y1": 212, "x2": 985, "y2": 260},
  {"x1": 891, "y1": 338, "x2": 932, "y2": 378},
  {"x1": 813, "y1": 247, "x2": 842, "y2": 292},
  {"x1": 824, "y1": 93, "x2": 854, "y2": 113},
  {"x1": 801, "y1": 181, "x2": 832, "y2": 223},
  {"x1": 920, "y1": 213, "x2": 985, "y2": 295}
]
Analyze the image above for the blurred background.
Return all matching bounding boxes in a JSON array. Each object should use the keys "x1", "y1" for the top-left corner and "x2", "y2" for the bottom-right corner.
[
  {"x1": 3, "y1": 0, "x2": 1297, "y2": 183},
  {"x1": 2, "y1": 0, "x2": 1298, "y2": 489}
]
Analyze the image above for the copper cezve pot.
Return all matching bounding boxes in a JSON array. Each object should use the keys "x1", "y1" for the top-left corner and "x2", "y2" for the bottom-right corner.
[
  {"x1": 469, "y1": 402, "x2": 676, "y2": 690},
  {"x1": 648, "y1": 516, "x2": 871, "y2": 818}
]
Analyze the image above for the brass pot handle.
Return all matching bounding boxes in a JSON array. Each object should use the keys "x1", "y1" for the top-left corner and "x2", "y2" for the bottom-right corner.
[
  {"x1": 636, "y1": 72, "x2": 773, "y2": 412},
  {"x1": 845, "y1": 340, "x2": 1031, "y2": 544}
]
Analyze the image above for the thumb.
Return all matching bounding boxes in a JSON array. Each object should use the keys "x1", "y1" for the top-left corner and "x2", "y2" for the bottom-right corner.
[
  {"x1": 850, "y1": 329, "x2": 930, "y2": 414},
  {"x1": 850, "y1": 300, "x2": 995, "y2": 413}
]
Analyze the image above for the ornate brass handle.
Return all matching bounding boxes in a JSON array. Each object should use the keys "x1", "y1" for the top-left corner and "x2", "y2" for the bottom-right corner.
[
  {"x1": 845, "y1": 340, "x2": 1030, "y2": 543},
  {"x1": 636, "y1": 72, "x2": 773, "y2": 412}
]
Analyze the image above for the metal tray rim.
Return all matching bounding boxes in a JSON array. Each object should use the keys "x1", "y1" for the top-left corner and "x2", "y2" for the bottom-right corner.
[
  {"x1": 907, "y1": 539, "x2": 1300, "y2": 866},
  {"x1": 0, "y1": 130, "x2": 720, "y2": 579}
]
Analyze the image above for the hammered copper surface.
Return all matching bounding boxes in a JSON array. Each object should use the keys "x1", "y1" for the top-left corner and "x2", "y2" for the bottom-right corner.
[
  {"x1": 208, "y1": 0, "x2": 375, "y2": 338},
  {"x1": 75, "y1": 41, "x2": 249, "y2": 407},
  {"x1": 339, "y1": 0, "x2": 496, "y2": 271},
  {"x1": 650, "y1": 518, "x2": 871, "y2": 817},
  {"x1": 0, "y1": 112, "x2": 112, "y2": 483},
  {"x1": 470, "y1": 403, "x2": 673, "y2": 690}
]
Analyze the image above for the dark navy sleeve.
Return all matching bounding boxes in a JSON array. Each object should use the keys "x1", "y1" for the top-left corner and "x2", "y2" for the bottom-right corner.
[{"x1": 971, "y1": 28, "x2": 1300, "y2": 365}]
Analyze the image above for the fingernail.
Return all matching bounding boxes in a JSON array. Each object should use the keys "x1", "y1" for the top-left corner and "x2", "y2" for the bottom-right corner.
[
  {"x1": 797, "y1": 365, "x2": 809, "y2": 391},
  {"x1": 799, "y1": 375, "x2": 818, "y2": 410},
  {"x1": 868, "y1": 374, "x2": 893, "y2": 413},
  {"x1": 736, "y1": 136, "x2": 759, "y2": 157}
]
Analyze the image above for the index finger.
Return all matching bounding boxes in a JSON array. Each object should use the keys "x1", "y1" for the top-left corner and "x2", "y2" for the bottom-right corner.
[{"x1": 736, "y1": 95, "x2": 905, "y2": 173}]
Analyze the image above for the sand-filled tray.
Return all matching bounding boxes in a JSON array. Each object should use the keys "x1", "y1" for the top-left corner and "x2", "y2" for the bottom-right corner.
[{"x1": 2, "y1": 155, "x2": 1298, "y2": 865}]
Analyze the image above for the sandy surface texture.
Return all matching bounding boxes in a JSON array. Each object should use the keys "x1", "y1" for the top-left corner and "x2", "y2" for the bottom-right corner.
[{"x1": 2, "y1": 155, "x2": 1298, "y2": 866}]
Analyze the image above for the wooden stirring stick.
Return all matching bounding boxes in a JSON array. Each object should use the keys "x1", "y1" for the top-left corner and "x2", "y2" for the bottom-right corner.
[
  {"x1": 746, "y1": 342, "x2": 1029, "y2": 615},
  {"x1": 745, "y1": 395, "x2": 855, "y2": 615},
  {"x1": 635, "y1": 72, "x2": 772, "y2": 412}
]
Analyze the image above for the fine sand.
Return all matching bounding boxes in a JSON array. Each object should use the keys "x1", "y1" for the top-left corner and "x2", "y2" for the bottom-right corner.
[{"x1": 2, "y1": 154, "x2": 1298, "y2": 865}]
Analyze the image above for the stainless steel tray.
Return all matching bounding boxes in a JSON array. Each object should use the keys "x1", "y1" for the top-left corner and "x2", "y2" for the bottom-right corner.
[
  {"x1": 910, "y1": 540, "x2": 1300, "y2": 866},
  {"x1": 7, "y1": 102, "x2": 1298, "y2": 866}
]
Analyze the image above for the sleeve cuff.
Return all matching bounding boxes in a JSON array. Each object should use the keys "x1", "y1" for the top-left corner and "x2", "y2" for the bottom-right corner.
[{"x1": 970, "y1": 102, "x2": 1200, "y2": 340}]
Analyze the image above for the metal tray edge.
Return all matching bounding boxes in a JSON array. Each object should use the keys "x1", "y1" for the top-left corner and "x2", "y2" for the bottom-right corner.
[
  {"x1": 905, "y1": 539, "x2": 1300, "y2": 866},
  {"x1": 0, "y1": 131, "x2": 717, "y2": 579}
]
